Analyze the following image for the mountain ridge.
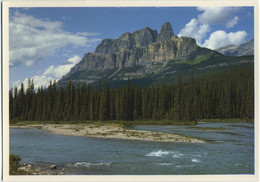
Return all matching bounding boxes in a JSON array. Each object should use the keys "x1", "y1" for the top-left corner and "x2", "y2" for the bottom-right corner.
[
  {"x1": 215, "y1": 39, "x2": 254, "y2": 56},
  {"x1": 58, "y1": 23, "x2": 253, "y2": 88}
]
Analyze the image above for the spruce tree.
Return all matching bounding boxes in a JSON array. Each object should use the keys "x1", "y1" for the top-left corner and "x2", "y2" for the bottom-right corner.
[
  {"x1": 99, "y1": 81, "x2": 110, "y2": 121},
  {"x1": 174, "y1": 75, "x2": 182, "y2": 122}
]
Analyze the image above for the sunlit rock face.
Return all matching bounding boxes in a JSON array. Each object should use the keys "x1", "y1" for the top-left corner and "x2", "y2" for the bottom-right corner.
[{"x1": 66, "y1": 22, "x2": 212, "y2": 75}]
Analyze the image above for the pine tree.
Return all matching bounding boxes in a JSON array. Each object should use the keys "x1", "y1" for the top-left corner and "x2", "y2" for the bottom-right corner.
[
  {"x1": 133, "y1": 86, "x2": 142, "y2": 120},
  {"x1": 36, "y1": 87, "x2": 44, "y2": 120},
  {"x1": 9, "y1": 89, "x2": 13, "y2": 123},
  {"x1": 79, "y1": 83, "x2": 87, "y2": 120},
  {"x1": 12, "y1": 87, "x2": 19, "y2": 121},
  {"x1": 64, "y1": 80, "x2": 72, "y2": 121},
  {"x1": 174, "y1": 75, "x2": 182, "y2": 122},
  {"x1": 120, "y1": 86, "x2": 128, "y2": 121},
  {"x1": 109, "y1": 89, "x2": 116, "y2": 120},
  {"x1": 158, "y1": 84, "x2": 167, "y2": 120},
  {"x1": 18, "y1": 83, "x2": 25, "y2": 120},
  {"x1": 99, "y1": 81, "x2": 110, "y2": 121}
]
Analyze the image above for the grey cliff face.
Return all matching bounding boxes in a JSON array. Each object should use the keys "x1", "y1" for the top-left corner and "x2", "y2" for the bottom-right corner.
[
  {"x1": 64, "y1": 22, "x2": 212, "y2": 78},
  {"x1": 158, "y1": 22, "x2": 174, "y2": 41},
  {"x1": 95, "y1": 26, "x2": 158, "y2": 54}
]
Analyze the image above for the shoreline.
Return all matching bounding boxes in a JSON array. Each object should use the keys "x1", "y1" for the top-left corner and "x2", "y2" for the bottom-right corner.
[{"x1": 10, "y1": 123, "x2": 205, "y2": 143}]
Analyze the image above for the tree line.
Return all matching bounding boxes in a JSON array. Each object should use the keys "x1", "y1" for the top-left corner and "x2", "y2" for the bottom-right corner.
[{"x1": 9, "y1": 66, "x2": 254, "y2": 123}]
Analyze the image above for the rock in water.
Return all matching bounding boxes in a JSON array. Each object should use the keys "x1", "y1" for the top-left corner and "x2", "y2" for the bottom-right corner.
[{"x1": 50, "y1": 164, "x2": 57, "y2": 169}]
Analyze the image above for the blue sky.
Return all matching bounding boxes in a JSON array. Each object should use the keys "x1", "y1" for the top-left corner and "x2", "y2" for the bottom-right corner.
[{"x1": 9, "y1": 7, "x2": 254, "y2": 89}]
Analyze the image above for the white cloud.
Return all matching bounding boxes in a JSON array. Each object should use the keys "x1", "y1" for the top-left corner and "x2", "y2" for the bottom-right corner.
[
  {"x1": 178, "y1": 19, "x2": 211, "y2": 45},
  {"x1": 11, "y1": 55, "x2": 82, "y2": 89},
  {"x1": 11, "y1": 80, "x2": 21, "y2": 89},
  {"x1": 76, "y1": 32, "x2": 100, "y2": 36},
  {"x1": 11, "y1": 74, "x2": 51, "y2": 90},
  {"x1": 197, "y1": 7, "x2": 239, "y2": 28},
  {"x1": 43, "y1": 55, "x2": 81, "y2": 78},
  {"x1": 178, "y1": 7, "x2": 246, "y2": 49},
  {"x1": 24, "y1": 76, "x2": 54, "y2": 90},
  {"x1": 10, "y1": 12, "x2": 100, "y2": 67},
  {"x1": 202, "y1": 30, "x2": 247, "y2": 49},
  {"x1": 226, "y1": 16, "x2": 239, "y2": 28}
]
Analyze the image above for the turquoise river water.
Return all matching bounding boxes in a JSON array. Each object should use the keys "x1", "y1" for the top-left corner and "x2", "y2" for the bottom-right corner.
[{"x1": 10, "y1": 122, "x2": 254, "y2": 175}]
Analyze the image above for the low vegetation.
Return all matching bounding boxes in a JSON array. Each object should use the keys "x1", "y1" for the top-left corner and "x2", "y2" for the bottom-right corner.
[
  {"x1": 191, "y1": 127, "x2": 227, "y2": 131},
  {"x1": 199, "y1": 118, "x2": 253, "y2": 123},
  {"x1": 9, "y1": 154, "x2": 28, "y2": 175}
]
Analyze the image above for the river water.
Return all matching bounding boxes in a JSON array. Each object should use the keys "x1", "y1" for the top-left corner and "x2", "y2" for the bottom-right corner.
[{"x1": 10, "y1": 122, "x2": 254, "y2": 175}]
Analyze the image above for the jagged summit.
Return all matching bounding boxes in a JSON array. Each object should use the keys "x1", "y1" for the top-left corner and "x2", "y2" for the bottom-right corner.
[
  {"x1": 94, "y1": 22, "x2": 176, "y2": 54},
  {"x1": 158, "y1": 22, "x2": 174, "y2": 41}
]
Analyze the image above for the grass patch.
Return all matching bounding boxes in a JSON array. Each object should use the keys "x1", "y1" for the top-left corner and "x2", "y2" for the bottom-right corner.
[
  {"x1": 11, "y1": 118, "x2": 253, "y2": 129},
  {"x1": 176, "y1": 53, "x2": 214, "y2": 65},
  {"x1": 124, "y1": 131, "x2": 139, "y2": 137},
  {"x1": 121, "y1": 120, "x2": 197, "y2": 126},
  {"x1": 192, "y1": 127, "x2": 227, "y2": 131},
  {"x1": 151, "y1": 133, "x2": 161, "y2": 138},
  {"x1": 179, "y1": 134, "x2": 204, "y2": 142},
  {"x1": 199, "y1": 118, "x2": 254, "y2": 123},
  {"x1": 11, "y1": 121, "x2": 45, "y2": 126}
]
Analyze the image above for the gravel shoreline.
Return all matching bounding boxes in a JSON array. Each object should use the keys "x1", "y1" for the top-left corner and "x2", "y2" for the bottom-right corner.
[{"x1": 10, "y1": 123, "x2": 205, "y2": 143}]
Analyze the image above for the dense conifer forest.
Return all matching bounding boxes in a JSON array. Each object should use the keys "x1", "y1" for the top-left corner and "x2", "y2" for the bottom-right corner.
[{"x1": 9, "y1": 66, "x2": 254, "y2": 123}]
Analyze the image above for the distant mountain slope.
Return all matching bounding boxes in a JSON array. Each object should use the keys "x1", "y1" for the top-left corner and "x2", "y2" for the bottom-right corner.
[
  {"x1": 215, "y1": 39, "x2": 254, "y2": 56},
  {"x1": 57, "y1": 23, "x2": 254, "y2": 88}
]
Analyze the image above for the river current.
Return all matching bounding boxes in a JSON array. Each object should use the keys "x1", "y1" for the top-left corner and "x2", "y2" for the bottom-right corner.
[{"x1": 10, "y1": 122, "x2": 254, "y2": 175}]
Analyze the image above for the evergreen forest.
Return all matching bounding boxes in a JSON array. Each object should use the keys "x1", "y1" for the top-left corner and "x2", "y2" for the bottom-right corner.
[{"x1": 9, "y1": 66, "x2": 254, "y2": 123}]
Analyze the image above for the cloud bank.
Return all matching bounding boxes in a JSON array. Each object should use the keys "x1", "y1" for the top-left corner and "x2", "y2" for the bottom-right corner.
[
  {"x1": 178, "y1": 7, "x2": 247, "y2": 50},
  {"x1": 178, "y1": 19, "x2": 211, "y2": 45},
  {"x1": 197, "y1": 7, "x2": 239, "y2": 28},
  {"x1": 10, "y1": 12, "x2": 100, "y2": 67},
  {"x1": 12, "y1": 55, "x2": 81, "y2": 89},
  {"x1": 202, "y1": 30, "x2": 247, "y2": 49}
]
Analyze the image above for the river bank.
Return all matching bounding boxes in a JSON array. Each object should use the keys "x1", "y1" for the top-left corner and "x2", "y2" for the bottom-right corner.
[
  {"x1": 10, "y1": 154, "x2": 64, "y2": 175},
  {"x1": 16, "y1": 163, "x2": 64, "y2": 175},
  {"x1": 10, "y1": 123, "x2": 204, "y2": 143}
]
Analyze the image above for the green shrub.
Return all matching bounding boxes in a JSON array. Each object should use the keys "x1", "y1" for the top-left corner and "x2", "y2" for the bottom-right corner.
[
  {"x1": 10, "y1": 154, "x2": 21, "y2": 174},
  {"x1": 9, "y1": 154, "x2": 30, "y2": 175}
]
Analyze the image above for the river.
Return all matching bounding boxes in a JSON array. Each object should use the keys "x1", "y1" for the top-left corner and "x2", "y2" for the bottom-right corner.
[{"x1": 10, "y1": 122, "x2": 254, "y2": 175}]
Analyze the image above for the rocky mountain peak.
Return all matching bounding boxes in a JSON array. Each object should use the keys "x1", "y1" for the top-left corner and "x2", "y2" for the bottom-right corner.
[
  {"x1": 158, "y1": 22, "x2": 174, "y2": 41},
  {"x1": 63, "y1": 22, "x2": 213, "y2": 82},
  {"x1": 216, "y1": 39, "x2": 254, "y2": 56},
  {"x1": 131, "y1": 26, "x2": 157, "y2": 47}
]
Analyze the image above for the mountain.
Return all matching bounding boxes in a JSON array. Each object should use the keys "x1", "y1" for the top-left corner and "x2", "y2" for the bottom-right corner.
[
  {"x1": 57, "y1": 23, "x2": 254, "y2": 88},
  {"x1": 215, "y1": 39, "x2": 254, "y2": 56},
  {"x1": 67, "y1": 22, "x2": 211, "y2": 75}
]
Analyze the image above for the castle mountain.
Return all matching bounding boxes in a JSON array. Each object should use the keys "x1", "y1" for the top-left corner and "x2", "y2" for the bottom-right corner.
[{"x1": 58, "y1": 23, "x2": 253, "y2": 88}]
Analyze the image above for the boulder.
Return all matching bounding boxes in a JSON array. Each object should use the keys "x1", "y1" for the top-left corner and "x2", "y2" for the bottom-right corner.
[{"x1": 50, "y1": 164, "x2": 57, "y2": 170}]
